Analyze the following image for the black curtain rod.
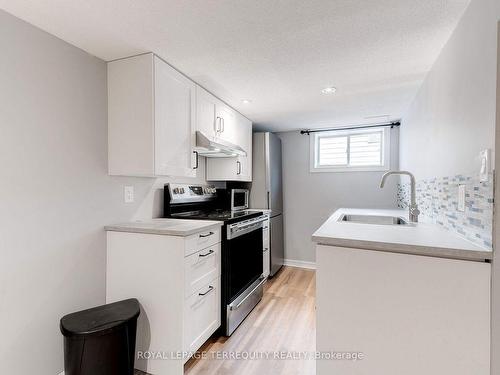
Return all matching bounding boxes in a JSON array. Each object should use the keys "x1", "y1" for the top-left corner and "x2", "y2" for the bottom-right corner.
[{"x1": 300, "y1": 121, "x2": 401, "y2": 135}]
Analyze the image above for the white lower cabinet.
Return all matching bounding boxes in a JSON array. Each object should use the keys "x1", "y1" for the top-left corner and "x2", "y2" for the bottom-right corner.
[
  {"x1": 184, "y1": 278, "x2": 221, "y2": 353},
  {"x1": 316, "y1": 245, "x2": 491, "y2": 375},
  {"x1": 184, "y1": 243, "x2": 220, "y2": 297},
  {"x1": 106, "y1": 227, "x2": 222, "y2": 375}
]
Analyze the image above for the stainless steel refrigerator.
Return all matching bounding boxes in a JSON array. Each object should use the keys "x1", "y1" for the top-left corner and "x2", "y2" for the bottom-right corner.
[{"x1": 250, "y1": 132, "x2": 284, "y2": 277}]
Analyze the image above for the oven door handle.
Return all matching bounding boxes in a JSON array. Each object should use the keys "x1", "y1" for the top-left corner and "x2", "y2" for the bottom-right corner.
[
  {"x1": 237, "y1": 216, "x2": 268, "y2": 228},
  {"x1": 229, "y1": 276, "x2": 266, "y2": 311},
  {"x1": 227, "y1": 217, "x2": 266, "y2": 239}
]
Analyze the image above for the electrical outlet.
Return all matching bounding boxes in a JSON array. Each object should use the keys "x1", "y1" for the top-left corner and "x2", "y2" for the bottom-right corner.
[
  {"x1": 458, "y1": 185, "x2": 466, "y2": 212},
  {"x1": 124, "y1": 186, "x2": 134, "y2": 203}
]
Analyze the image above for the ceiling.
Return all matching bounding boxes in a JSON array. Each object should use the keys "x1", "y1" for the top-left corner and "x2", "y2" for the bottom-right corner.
[{"x1": 0, "y1": 0, "x2": 470, "y2": 132}]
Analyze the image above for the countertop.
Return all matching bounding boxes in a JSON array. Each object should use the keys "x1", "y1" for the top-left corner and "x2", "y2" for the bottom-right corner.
[
  {"x1": 105, "y1": 218, "x2": 223, "y2": 237},
  {"x1": 312, "y1": 208, "x2": 492, "y2": 261}
]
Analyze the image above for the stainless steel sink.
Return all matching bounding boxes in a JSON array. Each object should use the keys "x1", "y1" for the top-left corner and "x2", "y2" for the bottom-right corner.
[{"x1": 338, "y1": 214, "x2": 410, "y2": 225}]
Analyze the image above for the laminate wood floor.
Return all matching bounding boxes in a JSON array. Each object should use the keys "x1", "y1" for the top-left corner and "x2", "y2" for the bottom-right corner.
[
  {"x1": 135, "y1": 266, "x2": 316, "y2": 375},
  {"x1": 185, "y1": 266, "x2": 316, "y2": 375}
]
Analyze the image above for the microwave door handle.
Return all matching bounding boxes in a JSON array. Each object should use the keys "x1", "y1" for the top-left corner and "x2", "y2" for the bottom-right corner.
[{"x1": 267, "y1": 191, "x2": 270, "y2": 210}]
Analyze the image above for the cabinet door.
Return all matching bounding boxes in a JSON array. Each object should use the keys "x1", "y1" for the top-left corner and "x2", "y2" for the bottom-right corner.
[
  {"x1": 316, "y1": 245, "x2": 491, "y2": 375},
  {"x1": 184, "y1": 277, "x2": 221, "y2": 354},
  {"x1": 206, "y1": 157, "x2": 239, "y2": 181},
  {"x1": 196, "y1": 86, "x2": 219, "y2": 139},
  {"x1": 216, "y1": 102, "x2": 237, "y2": 144},
  {"x1": 154, "y1": 57, "x2": 196, "y2": 177},
  {"x1": 236, "y1": 115, "x2": 252, "y2": 181}
]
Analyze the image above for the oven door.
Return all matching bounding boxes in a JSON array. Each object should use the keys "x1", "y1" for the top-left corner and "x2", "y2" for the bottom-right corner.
[
  {"x1": 226, "y1": 218, "x2": 264, "y2": 303},
  {"x1": 231, "y1": 189, "x2": 249, "y2": 211}
]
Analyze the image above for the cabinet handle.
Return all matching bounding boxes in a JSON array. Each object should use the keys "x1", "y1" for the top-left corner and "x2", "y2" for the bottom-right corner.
[
  {"x1": 199, "y1": 231, "x2": 214, "y2": 238},
  {"x1": 215, "y1": 117, "x2": 222, "y2": 134},
  {"x1": 237, "y1": 161, "x2": 241, "y2": 175},
  {"x1": 199, "y1": 285, "x2": 214, "y2": 296},
  {"x1": 193, "y1": 150, "x2": 199, "y2": 169},
  {"x1": 199, "y1": 249, "x2": 214, "y2": 258},
  {"x1": 221, "y1": 118, "x2": 225, "y2": 133}
]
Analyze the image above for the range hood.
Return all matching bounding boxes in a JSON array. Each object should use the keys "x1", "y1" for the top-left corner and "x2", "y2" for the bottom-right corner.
[{"x1": 195, "y1": 131, "x2": 247, "y2": 158}]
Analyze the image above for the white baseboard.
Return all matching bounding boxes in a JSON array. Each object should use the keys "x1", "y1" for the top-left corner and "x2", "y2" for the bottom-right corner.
[{"x1": 283, "y1": 259, "x2": 316, "y2": 270}]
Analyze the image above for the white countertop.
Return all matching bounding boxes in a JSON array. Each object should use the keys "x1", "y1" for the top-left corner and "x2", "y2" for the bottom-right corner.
[
  {"x1": 312, "y1": 208, "x2": 492, "y2": 261},
  {"x1": 105, "y1": 218, "x2": 223, "y2": 237}
]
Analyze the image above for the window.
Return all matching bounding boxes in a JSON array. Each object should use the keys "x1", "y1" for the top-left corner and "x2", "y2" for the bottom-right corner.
[{"x1": 310, "y1": 127, "x2": 391, "y2": 172}]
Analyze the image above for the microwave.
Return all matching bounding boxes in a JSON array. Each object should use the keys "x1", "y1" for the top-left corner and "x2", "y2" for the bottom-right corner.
[{"x1": 230, "y1": 189, "x2": 249, "y2": 211}]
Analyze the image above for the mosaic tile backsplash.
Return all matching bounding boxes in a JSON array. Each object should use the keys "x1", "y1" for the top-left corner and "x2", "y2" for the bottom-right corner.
[{"x1": 397, "y1": 174, "x2": 494, "y2": 250}]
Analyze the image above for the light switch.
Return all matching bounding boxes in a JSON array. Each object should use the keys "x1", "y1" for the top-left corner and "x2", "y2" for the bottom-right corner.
[
  {"x1": 479, "y1": 149, "x2": 491, "y2": 182},
  {"x1": 458, "y1": 185, "x2": 466, "y2": 212},
  {"x1": 124, "y1": 186, "x2": 134, "y2": 203}
]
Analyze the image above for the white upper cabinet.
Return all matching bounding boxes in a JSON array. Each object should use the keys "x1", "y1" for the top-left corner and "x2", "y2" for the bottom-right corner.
[
  {"x1": 195, "y1": 86, "x2": 219, "y2": 140},
  {"x1": 196, "y1": 86, "x2": 240, "y2": 146},
  {"x1": 206, "y1": 112, "x2": 253, "y2": 181},
  {"x1": 236, "y1": 114, "x2": 252, "y2": 180},
  {"x1": 108, "y1": 53, "x2": 197, "y2": 177},
  {"x1": 215, "y1": 102, "x2": 238, "y2": 144},
  {"x1": 154, "y1": 57, "x2": 196, "y2": 177}
]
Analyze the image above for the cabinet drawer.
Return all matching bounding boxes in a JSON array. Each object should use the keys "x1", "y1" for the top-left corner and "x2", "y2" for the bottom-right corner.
[
  {"x1": 184, "y1": 243, "x2": 221, "y2": 297},
  {"x1": 185, "y1": 227, "x2": 221, "y2": 257},
  {"x1": 184, "y1": 277, "x2": 221, "y2": 355}
]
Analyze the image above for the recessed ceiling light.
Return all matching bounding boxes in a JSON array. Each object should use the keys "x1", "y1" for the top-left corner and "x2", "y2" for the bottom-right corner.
[
  {"x1": 241, "y1": 99, "x2": 252, "y2": 104},
  {"x1": 321, "y1": 86, "x2": 337, "y2": 95}
]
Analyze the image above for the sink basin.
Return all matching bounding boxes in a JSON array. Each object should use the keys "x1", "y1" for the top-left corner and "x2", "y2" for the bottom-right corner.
[{"x1": 338, "y1": 214, "x2": 411, "y2": 225}]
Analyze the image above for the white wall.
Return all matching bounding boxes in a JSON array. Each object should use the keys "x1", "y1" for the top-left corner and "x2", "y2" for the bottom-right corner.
[
  {"x1": 278, "y1": 128, "x2": 399, "y2": 264},
  {"x1": 0, "y1": 10, "x2": 206, "y2": 374},
  {"x1": 400, "y1": 0, "x2": 500, "y2": 179}
]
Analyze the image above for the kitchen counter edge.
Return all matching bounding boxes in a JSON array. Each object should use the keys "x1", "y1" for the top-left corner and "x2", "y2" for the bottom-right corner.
[
  {"x1": 312, "y1": 208, "x2": 492, "y2": 262},
  {"x1": 104, "y1": 220, "x2": 223, "y2": 237}
]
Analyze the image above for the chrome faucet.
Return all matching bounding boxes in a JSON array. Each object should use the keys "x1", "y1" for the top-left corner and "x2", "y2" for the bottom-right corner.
[{"x1": 380, "y1": 170, "x2": 420, "y2": 223}]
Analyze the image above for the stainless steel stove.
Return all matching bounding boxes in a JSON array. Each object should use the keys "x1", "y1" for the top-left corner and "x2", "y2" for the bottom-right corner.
[
  {"x1": 171, "y1": 209, "x2": 259, "y2": 221},
  {"x1": 164, "y1": 183, "x2": 265, "y2": 336}
]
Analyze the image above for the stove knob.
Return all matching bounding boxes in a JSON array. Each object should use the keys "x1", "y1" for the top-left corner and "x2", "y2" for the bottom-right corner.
[
  {"x1": 173, "y1": 188, "x2": 179, "y2": 194},
  {"x1": 180, "y1": 188, "x2": 185, "y2": 194}
]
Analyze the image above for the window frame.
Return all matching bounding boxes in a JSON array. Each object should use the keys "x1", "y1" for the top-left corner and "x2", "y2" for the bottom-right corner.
[{"x1": 309, "y1": 127, "x2": 391, "y2": 173}]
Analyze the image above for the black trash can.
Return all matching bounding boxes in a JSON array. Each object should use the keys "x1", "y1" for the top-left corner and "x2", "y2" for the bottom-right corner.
[{"x1": 60, "y1": 298, "x2": 140, "y2": 375}]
